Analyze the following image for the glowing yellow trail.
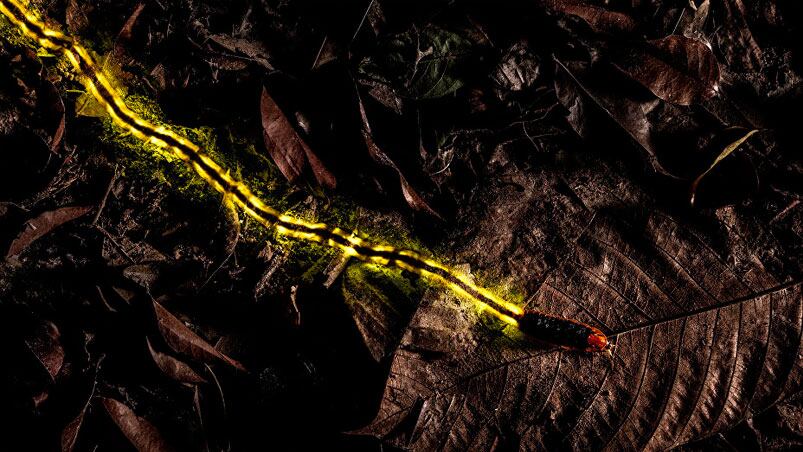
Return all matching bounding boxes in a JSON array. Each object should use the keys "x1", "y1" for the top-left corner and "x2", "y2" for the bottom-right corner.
[{"x1": 0, "y1": 0, "x2": 611, "y2": 352}]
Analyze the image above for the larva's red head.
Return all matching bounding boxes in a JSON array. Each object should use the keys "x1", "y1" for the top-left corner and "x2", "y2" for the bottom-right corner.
[{"x1": 586, "y1": 327, "x2": 610, "y2": 353}]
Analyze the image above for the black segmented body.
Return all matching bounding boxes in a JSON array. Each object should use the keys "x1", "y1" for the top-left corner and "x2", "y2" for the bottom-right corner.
[{"x1": 517, "y1": 312, "x2": 595, "y2": 350}]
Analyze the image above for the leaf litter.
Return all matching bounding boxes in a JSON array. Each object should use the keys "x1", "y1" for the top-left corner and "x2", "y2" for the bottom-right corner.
[{"x1": 0, "y1": 0, "x2": 801, "y2": 450}]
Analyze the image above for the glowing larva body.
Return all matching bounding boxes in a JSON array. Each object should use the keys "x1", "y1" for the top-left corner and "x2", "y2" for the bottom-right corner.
[{"x1": 0, "y1": 0, "x2": 610, "y2": 353}]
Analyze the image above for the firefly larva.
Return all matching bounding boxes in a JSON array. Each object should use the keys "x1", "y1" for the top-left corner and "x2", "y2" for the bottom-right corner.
[{"x1": 0, "y1": 0, "x2": 610, "y2": 353}]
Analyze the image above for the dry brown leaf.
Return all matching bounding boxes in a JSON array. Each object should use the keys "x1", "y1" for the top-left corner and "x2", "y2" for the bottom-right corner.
[
  {"x1": 102, "y1": 398, "x2": 173, "y2": 452},
  {"x1": 260, "y1": 87, "x2": 336, "y2": 189},
  {"x1": 60, "y1": 412, "x2": 84, "y2": 452},
  {"x1": 147, "y1": 338, "x2": 208, "y2": 384},
  {"x1": 209, "y1": 34, "x2": 274, "y2": 70},
  {"x1": 613, "y1": 35, "x2": 720, "y2": 106},
  {"x1": 25, "y1": 320, "x2": 64, "y2": 380},
  {"x1": 352, "y1": 146, "x2": 801, "y2": 450},
  {"x1": 6, "y1": 206, "x2": 92, "y2": 259},
  {"x1": 547, "y1": 1, "x2": 638, "y2": 35},
  {"x1": 554, "y1": 60, "x2": 673, "y2": 177},
  {"x1": 153, "y1": 300, "x2": 246, "y2": 371}
]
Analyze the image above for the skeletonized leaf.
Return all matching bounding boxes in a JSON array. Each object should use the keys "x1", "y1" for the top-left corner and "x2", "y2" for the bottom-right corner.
[
  {"x1": 153, "y1": 300, "x2": 246, "y2": 371},
  {"x1": 613, "y1": 35, "x2": 720, "y2": 106},
  {"x1": 147, "y1": 338, "x2": 207, "y2": 384},
  {"x1": 6, "y1": 206, "x2": 92, "y2": 259},
  {"x1": 102, "y1": 398, "x2": 173, "y2": 452},
  {"x1": 690, "y1": 129, "x2": 759, "y2": 206},
  {"x1": 260, "y1": 88, "x2": 336, "y2": 189}
]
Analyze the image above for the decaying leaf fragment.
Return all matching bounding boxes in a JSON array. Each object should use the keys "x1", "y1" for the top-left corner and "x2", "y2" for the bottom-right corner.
[{"x1": 61, "y1": 410, "x2": 85, "y2": 452}]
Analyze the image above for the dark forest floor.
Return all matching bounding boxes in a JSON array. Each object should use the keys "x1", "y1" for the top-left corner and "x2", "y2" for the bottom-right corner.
[{"x1": 1, "y1": 1, "x2": 802, "y2": 451}]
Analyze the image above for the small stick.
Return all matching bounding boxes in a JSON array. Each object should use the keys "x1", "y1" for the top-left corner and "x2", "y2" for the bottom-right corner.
[{"x1": 92, "y1": 165, "x2": 118, "y2": 225}]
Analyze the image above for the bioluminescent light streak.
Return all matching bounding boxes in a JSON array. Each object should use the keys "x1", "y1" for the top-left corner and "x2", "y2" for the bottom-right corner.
[{"x1": 0, "y1": 0, "x2": 610, "y2": 353}]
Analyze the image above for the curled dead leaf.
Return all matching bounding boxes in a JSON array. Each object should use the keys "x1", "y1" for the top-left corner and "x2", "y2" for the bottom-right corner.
[
  {"x1": 357, "y1": 93, "x2": 441, "y2": 218},
  {"x1": 38, "y1": 81, "x2": 66, "y2": 153},
  {"x1": 260, "y1": 87, "x2": 336, "y2": 189},
  {"x1": 116, "y1": 3, "x2": 146, "y2": 43}
]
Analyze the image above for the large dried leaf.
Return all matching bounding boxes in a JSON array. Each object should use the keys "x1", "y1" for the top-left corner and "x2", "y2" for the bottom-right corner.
[
  {"x1": 102, "y1": 398, "x2": 173, "y2": 452},
  {"x1": 6, "y1": 206, "x2": 92, "y2": 259},
  {"x1": 153, "y1": 300, "x2": 246, "y2": 371},
  {"x1": 260, "y1": 88, "x2": 336, "y2": 189},
  {"x1": 613, "y1": 35, "x2": 720, "y2": 106},
  {"x1": 356, "y1": 149, "x2": 802, "y2": 450}
]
